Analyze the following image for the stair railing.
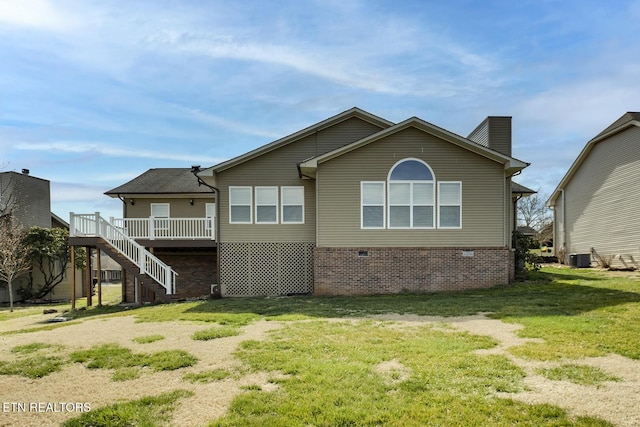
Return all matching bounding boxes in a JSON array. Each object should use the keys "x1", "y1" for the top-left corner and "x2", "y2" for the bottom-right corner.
[{"x1": 70, "y1": 212, "x2": 177, "y2": 294}]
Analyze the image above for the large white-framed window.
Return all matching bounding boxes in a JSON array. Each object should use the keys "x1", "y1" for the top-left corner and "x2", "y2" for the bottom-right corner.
[
  {"x1": 438, "y1": 181, "x2": 462, "y2": 229},
  {"x1": 229, "y1": 186, "x2": 252, "y2": 224},
  {"x1": 281, "y1": 186, "x2": 304, "y2": 224},
  {"x1": 387, "y1": 158, "x2": 435, "y2": 229},
  {"x1": 150, "y1": 203, "x2": 170, "y2": 230},
  {"x1": 361, "y1": 182, "x2": 385, "y2": 228},
  {"x1": 255, "y1": 186, "x2": 278, "y2": 224}
]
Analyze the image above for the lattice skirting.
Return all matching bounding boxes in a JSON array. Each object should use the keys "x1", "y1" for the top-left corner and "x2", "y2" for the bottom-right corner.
[{"x1": 219, "y1": 242, "x2": 314, "y2": 297}]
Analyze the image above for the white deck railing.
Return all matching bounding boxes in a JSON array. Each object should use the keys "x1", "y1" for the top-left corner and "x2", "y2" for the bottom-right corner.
[
  {"x1": 111, "y1": 217, "x2": 215, "y2": 240},
  {"x1": 70, "y1": 212, "x2": 177, "y2": 295}
]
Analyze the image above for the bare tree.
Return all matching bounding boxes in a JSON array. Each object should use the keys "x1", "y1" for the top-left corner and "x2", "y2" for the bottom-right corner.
[
  {"x1": 0, "y1": 216, "x2": 32, "y2": 312},
  {"x1": 517, "y1": 192, "x2": 553, "y2": 245}
]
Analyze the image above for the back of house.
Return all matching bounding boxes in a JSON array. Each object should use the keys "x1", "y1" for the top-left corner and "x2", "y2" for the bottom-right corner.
[{"x1": 71, "y1": 107, "x2": 529, "y2": 301}]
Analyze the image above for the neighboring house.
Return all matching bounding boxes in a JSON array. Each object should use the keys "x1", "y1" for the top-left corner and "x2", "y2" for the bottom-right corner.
[
  {"x1": 0, "y1": 170, "x2": 51, "y2": 228},
  {"x1": 69, "y1": 107, "x2": 530, "y2": 301},
  {"x1": 92, "y1": 252, "x2": 122, "y2": 283},
  {"x1": 0, "y1": 170, "x2": 82, "y2": 302},
  {"x1": 547, "y1": 112, "x2": 640, "y2": 269}
]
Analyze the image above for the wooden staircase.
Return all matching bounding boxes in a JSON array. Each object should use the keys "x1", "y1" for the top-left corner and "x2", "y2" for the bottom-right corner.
[
  {"x1": 69, "y1": 213, "x2": 178, "y2": 303},
  {"x1": 93, "y1": 238, "x2": 180, "y2": 302}
]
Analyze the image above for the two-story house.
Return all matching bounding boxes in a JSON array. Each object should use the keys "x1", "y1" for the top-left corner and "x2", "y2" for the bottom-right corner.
[{"x1": 1, "y1": 170, "x2": 81, "y2": 303}]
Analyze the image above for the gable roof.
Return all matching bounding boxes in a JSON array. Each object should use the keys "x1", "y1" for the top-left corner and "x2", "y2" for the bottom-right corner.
[
  {"x1": 547, "y1": 112, "x2": 640, "y2": 206},
  {"x1": 298, "y1": 117, "x2": 529, "y2": 177},
  {"x1": 105, "y1": 168, "x2": 208, "y2": 196},
  {"x1": 198, "y1": 107, "x2": 394, "y2": 176}
]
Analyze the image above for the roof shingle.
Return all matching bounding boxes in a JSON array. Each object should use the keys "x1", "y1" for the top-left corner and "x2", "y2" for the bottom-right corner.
[{"x1": 105, "y1": 168, "x2": 208, "y2": 195}]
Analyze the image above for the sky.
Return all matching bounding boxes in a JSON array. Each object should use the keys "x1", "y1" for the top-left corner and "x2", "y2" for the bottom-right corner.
[{"x1": 1, "y1": 0, "x2": 639, "y2": 221}]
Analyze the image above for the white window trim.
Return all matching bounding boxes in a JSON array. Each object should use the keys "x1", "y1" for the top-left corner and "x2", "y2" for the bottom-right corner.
[
  {"x1": 281, "y1": 186, "x2": 304, "y2": 224},
  {"x1": 387, "y1": 181, "x2": 435, "y2": 229},
  {"x1": 361, "y1": 181, "x2": 386, "y2": 229},
  {"x1": 229, "y1": 186, "x2": 253, "y2": 224},
  {"x1": 255, "y1": 186, "x2": 279, "y2": 224},
  {"x1": 205, "y1": 203, "x2": 216, "y2": 231},
  {"x1": 437, "y1": 181, "x2": 462, "y2": 229},
  {"x1": 150, "y1": 203, "x2": 170, "y2": 230}
]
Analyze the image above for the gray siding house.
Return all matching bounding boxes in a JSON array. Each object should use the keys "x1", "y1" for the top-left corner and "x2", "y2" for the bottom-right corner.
[
  {"x1": 0, "y1": 170, "x2": 52, "y2": 228},
  {"x1": 70, "y1": 107, "x2": 530, "y2": 301},
  {"x1": 547, "y1": 112, "x2": 640, "y2": 269},
  {"x1": 0, "y1": 170, "x2": 82, "y2": 303}
]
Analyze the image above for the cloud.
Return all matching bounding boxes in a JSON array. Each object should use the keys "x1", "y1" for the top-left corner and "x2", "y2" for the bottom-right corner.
[
  {"x1": 14, "y1": 141, "x2": 225, "y2": 165},
  {"x1": 147, "y1": 22, "x2": 499, "y2": 98},
  {"x1": 0, "y1": 0, "x2": 76, "y2": 32},
  {"x1": 516, "y1": 70, "x2": 640, "y2": 142}
]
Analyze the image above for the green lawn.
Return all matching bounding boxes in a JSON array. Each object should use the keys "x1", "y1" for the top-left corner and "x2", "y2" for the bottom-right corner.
[{"x1": 2, "y1": 267, "x2": 638, "y2": 426}]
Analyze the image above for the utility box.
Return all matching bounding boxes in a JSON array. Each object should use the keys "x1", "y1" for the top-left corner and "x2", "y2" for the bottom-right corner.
[{"x1": 569, "y1": 253, "x2": 591, "y2": 268}]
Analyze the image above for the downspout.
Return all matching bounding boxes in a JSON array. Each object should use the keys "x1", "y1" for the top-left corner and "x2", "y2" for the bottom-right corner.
[
  {"x1": 117, "y1": 194, "x2": 127, "y2": 217},
  {"x1": 191, "y1": 166, "x2": 222, "y2": 298}
]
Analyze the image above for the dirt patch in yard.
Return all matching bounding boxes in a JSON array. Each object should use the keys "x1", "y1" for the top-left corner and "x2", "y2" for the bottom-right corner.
[
  {"x1": 0, "y1": 315, "x2": 283, "y2": 427},
  {"x1": 372, "y1": 313, "x2": 640, "y2": 427},
  {"x1": 1, "y1": 311, "x2": 639, "y2": 426}
]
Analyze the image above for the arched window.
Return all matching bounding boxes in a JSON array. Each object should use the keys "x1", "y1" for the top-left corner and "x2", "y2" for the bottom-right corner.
[
  {"x1": 360, "y1": 158, "x2": 461, "y2": 230},
  {"x1": 388, "y1": 159, "x2": 435, "y2": 228}
]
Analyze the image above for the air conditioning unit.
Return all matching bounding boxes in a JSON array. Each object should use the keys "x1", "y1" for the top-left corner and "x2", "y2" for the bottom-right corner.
[{"x1": 569, "y1": 253, "x2": 591, "y2": 268}]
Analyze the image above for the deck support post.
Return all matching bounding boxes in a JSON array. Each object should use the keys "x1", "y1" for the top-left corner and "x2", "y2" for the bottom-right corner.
[{"x1": 70, "y1": 245, "x2": 76, "y2": 311}]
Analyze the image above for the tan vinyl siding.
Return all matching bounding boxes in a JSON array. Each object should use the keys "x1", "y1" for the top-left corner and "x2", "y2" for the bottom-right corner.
[
  {"x1": 316, "y1": 126, "x2": 507, "y2": 247},
  {"x1": 125, "y1": 197, "x2": 214, "y2": 219},
  {"x1": 216, "y1": 117, "x2": 384, "y2": 243},
  {"x1": 563, "y1": 126, "x2": 640, "y2": 259}
]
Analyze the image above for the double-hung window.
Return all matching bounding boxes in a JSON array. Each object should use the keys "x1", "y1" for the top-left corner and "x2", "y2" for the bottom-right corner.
[
  {"x1": 229, "y1": 186, "x2": 252, "y2": 224},
  {"x1": 150, "y1": 203, "x2": 170, "y2": 231},
  {"x1": 438, "y1": 182, "x2": 462, "y2": 228},
  {"x1": 361, "y1": 182, "x2": 385, "y2": 228},
  {"x1": 281, "y1": 187, "x2": 304, "y2": 224},
  {"x1": 388, "y1": 159, "x2": 435, "y2": 228},
  {"x1": 255, "y1": 187, "x2": 278, "y2": 224}
]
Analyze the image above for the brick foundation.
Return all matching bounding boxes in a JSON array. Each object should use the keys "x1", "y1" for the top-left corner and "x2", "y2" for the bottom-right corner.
[
  {"x1": 313, "y1": 247, "x2": 513, "y2": 296},
  {"x1": 124, "y1": 248, "x2": 217, "y2": 303}
]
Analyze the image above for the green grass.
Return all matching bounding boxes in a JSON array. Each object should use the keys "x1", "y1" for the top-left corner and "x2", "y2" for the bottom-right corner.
[
  {"x1": 0, "y1": 283, "x2": 122, "y2": 321},
  {"x1": 537, "y1": 364, "x2": 622, "y2": 386},
  {"x1": 2, "y1": 267, "x2": 638, "y2": 425},
  {"x1": 0, "y1": 342, "x2": 66, "y2": 378},
  {"x1": 112, "y1": 367, "x2": 141, "y2": 381},
  {"x1": 183, "y1": 368, "x2": 231, "y2": 383},
  {"x1": 132, "y1": 334, "x2": 165, "y2": 344},
  {"x1": 62, "y1": 389, "x2": 193, "y2": 427},
  {"x1": 0, "y1": 355, "x2": 65, "y2": 379},
  {"x1": 210, "y1": 320, "x2": 611, "y2": 426},
  {"x1": 192, "y1": 325, "x2": 241, "y2": 341},
  {"x1": 70, "y1": 343, "x2": 197, "y2": 380},
  {"x1": 11, "y1": 342, "x2": 59, "y2": 354}
]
